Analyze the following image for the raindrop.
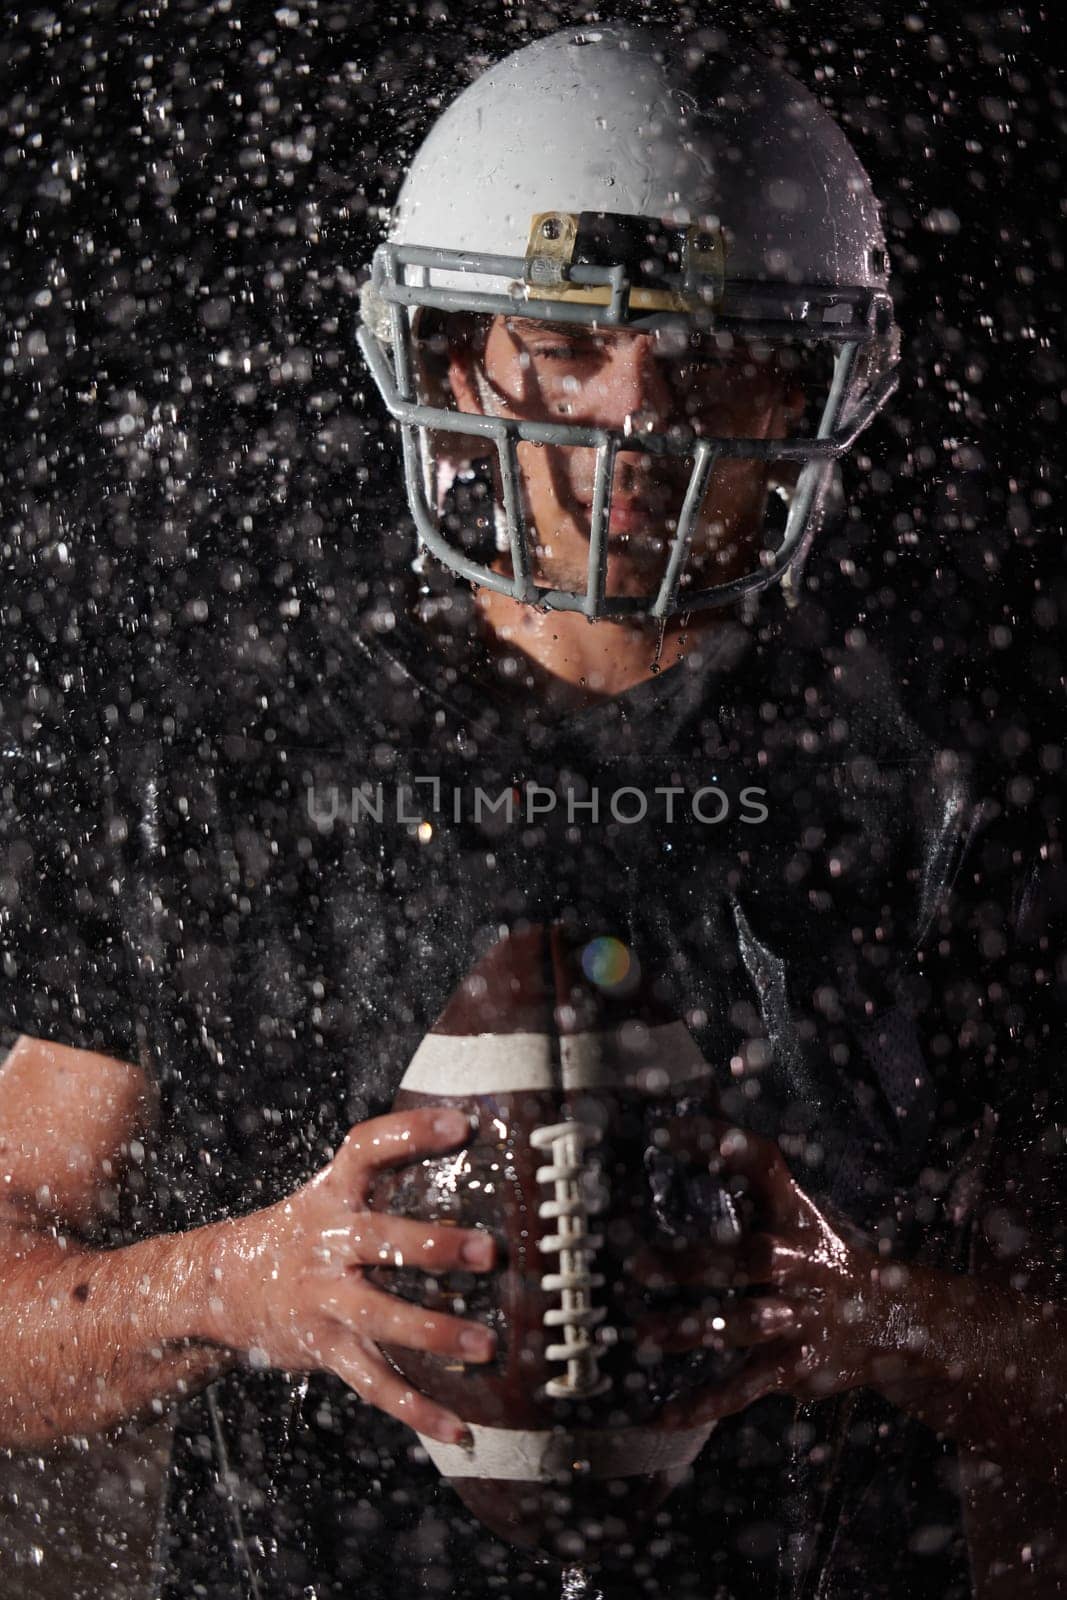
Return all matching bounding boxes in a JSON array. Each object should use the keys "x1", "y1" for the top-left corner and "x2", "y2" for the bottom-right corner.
[{"x1": 561, "y1": 1565, "x2": 604, "y2": 1599}]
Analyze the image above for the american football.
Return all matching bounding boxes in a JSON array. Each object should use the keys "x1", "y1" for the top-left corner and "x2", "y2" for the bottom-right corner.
[{"x1": 368, "y1": 923, "x2": 744, "y2": 1564}]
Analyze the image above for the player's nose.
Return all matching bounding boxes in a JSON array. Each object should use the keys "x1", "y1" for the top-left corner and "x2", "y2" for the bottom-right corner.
[{"x1": 600, "y1": 333, "x2": 675, "y2": 435}]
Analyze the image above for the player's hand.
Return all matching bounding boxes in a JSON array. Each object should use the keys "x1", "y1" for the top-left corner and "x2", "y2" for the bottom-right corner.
[
  {"x1": 636, "y1": 1123, "x2": 907, "y2": 1427},
  {"x1": 202, "y1": 1108, "x2": 496, "y2": 1444}
]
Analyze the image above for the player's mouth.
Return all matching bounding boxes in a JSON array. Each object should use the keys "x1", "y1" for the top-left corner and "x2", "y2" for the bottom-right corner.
[
  {"x1": 573, "y1": 498, "x2": 663, "y2": 538},
  {"x1": 606, "y1": 499, "x2": 658, "y2": 535}
]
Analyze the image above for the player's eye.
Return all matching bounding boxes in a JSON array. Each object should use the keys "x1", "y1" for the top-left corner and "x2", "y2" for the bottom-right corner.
[{"x1": 528, "y1": 341, "x2": 601, "y2": 362}]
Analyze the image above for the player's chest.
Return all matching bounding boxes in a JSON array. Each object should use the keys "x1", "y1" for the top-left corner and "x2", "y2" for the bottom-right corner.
[{"x1": 115, "y1": 725, "x2": 969, "y2": 1035}]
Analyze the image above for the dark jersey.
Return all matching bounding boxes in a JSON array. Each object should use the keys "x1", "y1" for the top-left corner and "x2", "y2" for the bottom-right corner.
[{"x1": 0, "y1": 574, "x2": 1058, "y2": 1600}]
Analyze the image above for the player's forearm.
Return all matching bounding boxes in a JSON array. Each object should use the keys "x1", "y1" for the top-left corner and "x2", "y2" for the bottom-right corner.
[
  {"x1": 0, "y1": 1219, "x2": 235, "y2": 1448},
  {"x1": 872, "y1": 1263, "x2": 1067, "y2": 1477}
]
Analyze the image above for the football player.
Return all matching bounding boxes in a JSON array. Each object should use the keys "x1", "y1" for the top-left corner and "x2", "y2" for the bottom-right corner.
[{"x1": 0, "y1": 23, "x2": 1062, "y2": 1600}]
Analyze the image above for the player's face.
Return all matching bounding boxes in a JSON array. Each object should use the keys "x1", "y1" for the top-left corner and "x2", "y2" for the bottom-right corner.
[{"x1": 446, "y1": 314, "x2": 806, "y2": 602}]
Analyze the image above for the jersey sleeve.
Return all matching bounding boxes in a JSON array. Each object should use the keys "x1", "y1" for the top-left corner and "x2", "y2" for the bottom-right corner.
[{"x1": 0, "y1": 712, "x2": 140, "y2": 1065}]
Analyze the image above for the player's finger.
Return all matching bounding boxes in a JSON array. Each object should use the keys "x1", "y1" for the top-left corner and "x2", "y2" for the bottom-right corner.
[
  {"x1": 661, "y1": 1346, "x2": 787, "y2": 1431},
  {"x1": 322, "y1": 1332, "x2": 472, "y2": 1446},
  {"x1": 322, "y1": 1281, "x2": 498, "y2": 1364},
  {"x1": 636, "y1": 1297, "x2": 798, "y2": 1354},
  {"x1": 329, "y1": 1213, "x2": 496, "y2": 1273},
  {"x1": 338, "y1": 1107, "x2": 475, "y2": 1201},
  {"x1": 712, "y1": 1124, "x2": 798, "y2": 1210},
  {"x1": 730, "y1": 1233, "x2": 808, "y2": 1288}
]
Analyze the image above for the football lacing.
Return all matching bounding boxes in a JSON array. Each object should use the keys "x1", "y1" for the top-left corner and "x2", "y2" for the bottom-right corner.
[{"x1": 531, "y1": 1119, "x2": 610, "y2": 1399}]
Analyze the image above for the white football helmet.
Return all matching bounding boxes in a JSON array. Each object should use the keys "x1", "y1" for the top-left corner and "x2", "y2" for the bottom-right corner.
[{"x1": 357, "y1": 24, "x2": 899, "y2": 619}]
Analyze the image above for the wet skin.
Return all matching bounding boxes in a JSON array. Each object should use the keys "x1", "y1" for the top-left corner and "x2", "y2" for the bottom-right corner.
[
  {"x1": 619, "y1": 1118, "x2": 1067, "y2": 1479},
  {"x1": 444, "y1": 314, "x2": 804, "y2": 700},
  {"x1": 203, "y1": 1106, "x2": 499, "y2": 1446},
  {"x1": 0, "y1": 1043, "x2": 501, "y2": 1452}
]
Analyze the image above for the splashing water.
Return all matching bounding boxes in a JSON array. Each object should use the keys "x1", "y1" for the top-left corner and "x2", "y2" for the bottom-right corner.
[{"x1": 561, "y1": 1565, "x2": 604, "y2": 1600}]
